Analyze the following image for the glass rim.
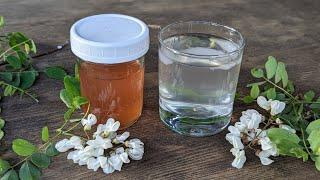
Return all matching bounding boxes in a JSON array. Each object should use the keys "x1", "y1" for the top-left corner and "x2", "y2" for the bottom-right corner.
[{"x1": 158, "y1": 21, "x2": 245, "y2": 59}]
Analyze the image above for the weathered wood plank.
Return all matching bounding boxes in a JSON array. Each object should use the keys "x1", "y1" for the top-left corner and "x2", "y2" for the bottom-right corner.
[{"x1": 0, "y1": 0, "x2": 320, "y2": 179}]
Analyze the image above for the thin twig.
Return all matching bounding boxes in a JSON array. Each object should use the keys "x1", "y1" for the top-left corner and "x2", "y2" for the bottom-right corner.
[{"x1": 32, "y1": 41, "x2": 69, "y2": 59}]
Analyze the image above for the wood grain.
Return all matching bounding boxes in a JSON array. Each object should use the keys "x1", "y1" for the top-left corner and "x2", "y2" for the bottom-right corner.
[{"x1": 0, "y1": 0, "x2": 320, "y2": 179}]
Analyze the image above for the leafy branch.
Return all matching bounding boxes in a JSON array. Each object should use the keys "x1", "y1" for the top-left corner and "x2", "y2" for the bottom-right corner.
[
  {"x1": 240, "y1": 55, "x2": 320, "y2": 171},
  {"x1": 0, "y1": 64, "x2": 89, "y2": 180}
]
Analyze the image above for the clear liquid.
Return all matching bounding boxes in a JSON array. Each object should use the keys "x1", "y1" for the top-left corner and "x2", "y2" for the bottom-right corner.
[{"x1": 159, "y1": 34, "x2": 242, "y2": 136}]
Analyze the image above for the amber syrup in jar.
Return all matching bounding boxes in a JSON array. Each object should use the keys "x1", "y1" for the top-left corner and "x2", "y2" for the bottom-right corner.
[
  {"x1": 79, "y1": 58, "x2": 144, "y2": 129},
  {"x1": 70, "y1": 14, "x2": 149, "y2": 129}
]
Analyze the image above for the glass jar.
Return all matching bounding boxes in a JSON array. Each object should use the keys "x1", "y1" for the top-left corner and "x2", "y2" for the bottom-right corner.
[
  {"x1": 158, "y1": 21, "x2": 245, "y2": 136},
  {"x1": 70, "y1": 14, "x2": 149, "y2": 129}
]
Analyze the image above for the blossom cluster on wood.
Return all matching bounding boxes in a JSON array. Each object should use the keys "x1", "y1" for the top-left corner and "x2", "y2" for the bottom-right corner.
[{"x1": 55, "y1": 114, "x2": 144, "y2": 174}]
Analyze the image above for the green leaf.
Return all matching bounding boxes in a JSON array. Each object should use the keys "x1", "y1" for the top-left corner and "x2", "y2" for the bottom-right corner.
[
  {"x1": 41, "y1": 126, "x2": 49, "y2": 142},
  {"x1": 250, "y1": 85, "x2": 260, "y2": 99},
  {"x1": 265, "y1": 56, "x2": 277, "y2": 79},
  {"x1": 304, "y1": 90, "x2": 315, "y2": 102},
  {"x1": 242, "y1": 95, "x2": 254, "y2": 104},
  {"x1": 0, "y1": 72, "x2": 13, "y2": 82},
  {"x1": 1, "y1": 170, "x2": 19, "y2": 180},
  {"x1": 5, "y1": 56, "x2": 21, "y2": 69},
  {"x1": 287, "y1": 80, "x2": 295, "y2": 93},
  {"x1": 74, "y1": 63, "x2": 80, "y2": 81},
  {"x1": 0, "y1": 118, "x2": 5, "y2": 129},
  {"x1": 44, "y1": 66, "x2": 67, "y2": 80},
  {"x1": 266, "y1": 88, "x2": 276, "y2": 100},
  {"x1": 3, "y1": 85, "x2": 13, "y2": 97},
  {"x1": 278, "y1": 62, "x2": 288, "y2": 87},
  {"x1": 17, "y1": 51, "x2": 28, "y2": 65},
  {"x1": 24, "y1": 44, "x2": 30, "y2": 54},
  {"x1": 250, "y1": 68, "x2": 264, "y2": 78},
  {"x1": 30, "y1": 153, "x2": 50, "y2": 169},
  {"x1": 64, "y1": 76, "x2": 80, "y2": 98},
  {"x1": 30, "y1": 40, "x2": 36, "y2": 54},
  {"x1": 20, "y1": 71, "x2": 36, "y2": 89},
  {"x1": 0, "y1": 130, "x2": 3, "y2": 140},
  {"x1": 0, "y1": 159, "x2": 10, "y2": 176},
  {"x1": 12, "y1": 139, "x2": 37, "y2": 156},
  {"x1": 308, "y1": 129, "x2": 320, "y2": 155},
  {"x1": 268, "y1": 128, "x2": 300, "y2": 144},
  {"x1": 72, "y1": 96, "x2": 88, "y2": 109},
  {"x1": 268, "y1": 128, "x2": 307, "y2": 160},
  {"x1": 10, "y1": 73, "x2": 21, "y2": 87},
  {"x1": 45, "y1": 143, "x2": 59, "y2": 157},
  {"x1": 0, "y1": 16, "x2": 4, "y2": 28},
  {"x1": 19, "y1": 161, "x2": 41, "y2": 180},
  {"x1": 60, "y1": 89, "x2": 73, "y2": 108},
  {"x1": 315, "y1": 156, "x2": 320, "y2": 171},
  {"x1": 64, "y1": 108, "x2": 75, "y2": 120},
  {"x1": 275, "y1": 63, "x2": 282, "y2": 83}
]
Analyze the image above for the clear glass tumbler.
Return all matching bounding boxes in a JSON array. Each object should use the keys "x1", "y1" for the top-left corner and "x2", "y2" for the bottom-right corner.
[{"x1": 158, "y1": 21, "x2": 245, "y2": 136}]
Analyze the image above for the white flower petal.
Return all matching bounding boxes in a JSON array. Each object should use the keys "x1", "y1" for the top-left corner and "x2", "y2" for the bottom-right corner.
[
  {"x1": 87, "y1": 114, "x2": 97, "y2": 126},
  {"x1": 230, "y1": 148, "x2": 246, "y2": 169},
  {"x1": 108, "y1": 154, "x2": 123, "y2": 171},
  {"x1": 225, "y1": 133, "x2": 244, "y2": 149},
  {"x1": 102, "y1": 159, "x2": 115, "y2": 174},
  {"x1": 257, "y1": 96, "x2": 271, "y2": 111},
  {"x1": 128, "y1": 147, "x2": 144, "y2": 160},
  {"x1": 87, "y1": 135, "x2": 113, "y2": 150},
  {"x1": 55, "y1": 139, "x2": 73, "y2": 152},
  {"x1": 87, "y1": 157, "x2": 100, "y2": 171},
  {"x1": 234, "y1": 122, "x2": 247, "y2": 133},
  {"x1": 93, "y1": 124, "x2": 106, "y2": 137},
  {"x1": 114, "y1": 132, "x2": 130, "y2": 143},
  {"x1": 126, "y1": 139, "x2": 144, "y2": 149},
  {"x1": 67, "y1": 150, "x2": 80, "y2": 163},
  {"x1": 240, "y1": 109, "x2": 263, "y2": 130},
  {"x1": 270, "y1": 100, "x2": 286, "y2": 116},
  {"x1": 69, "y1": 136, "x2": 83, "y2": 150},
  {"x1": 228, "y1": 126, "x2": 240, "y2": 136},
  {"x1": 258, "y1": 150, "x2": 274, "y2": 165}
]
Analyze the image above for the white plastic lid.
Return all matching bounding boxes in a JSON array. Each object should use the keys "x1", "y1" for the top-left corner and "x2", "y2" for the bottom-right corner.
[{"x1": 70, "y1": 14, "x2": 149, "y2": 64}]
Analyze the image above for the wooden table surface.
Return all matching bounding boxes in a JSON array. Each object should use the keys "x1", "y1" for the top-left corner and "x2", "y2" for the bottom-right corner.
[{"x1": 1, "y1": 0, "x2": 320, "y2": 179}]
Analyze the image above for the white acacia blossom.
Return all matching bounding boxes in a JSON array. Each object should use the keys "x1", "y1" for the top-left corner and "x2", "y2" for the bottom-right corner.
[
  {"x1": 81, "y1": 113, "x2": 97, "y2": 130},
  {"x1": 257, "y1": 96, "x2": 286, "y2": 116},
  {"x1": 240, "y1": 109, "x2": 263, "y2": 130},
  {"x1": 226, "y1": 97, "x2": 288, "y2": 169},
  {"x1": 55, "y1": 116, "x2": 144, "y2": 174}
]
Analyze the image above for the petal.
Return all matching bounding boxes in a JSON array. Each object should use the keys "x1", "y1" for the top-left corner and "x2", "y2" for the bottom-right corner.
[
  {"x1": 81, "y1": 118, "x2": 88, "y2": 126},
  {"x1": 128, "y1": 147, "x2": 144, "y2": 160},
  {"x1": 119, "y1": 152, "x2": 130, "y2": 163},
  {"x1": 111, "y1": 121, "x2": 120, "y2": 132},
  {"x1": 258, "y1": 153, "x2": 274, "y2": 166},
  {"x1": 97, "y1": 156, "x2": 108, "y2": 168},
  {"x1": 67, "y1": 150, "x2": 80, "y2": 163},
  {"x1": 106, "y1": 118, "x2": 115, "y2": 128},
  {"x1": 270, "y1": 100, "x2": 286, "y2": 116},
  {"x1": 231, "y1": 149, "x2": 246, "y2": 169},
  {"x1": 257, "y1": 96, "x2": 271, "y2": 110},
  {"x1": 228, "y1": 126, "x2": 240, "y2": 136},
  {"x1": 115, "y1": 132, "x2": 130, "y2": 143},
  {"x1": 226, "y1": 134, "x2": 244, "y2": 149},
  {"x1": 108, "y1": 154, "x2": 123, "y2": 171},
  {"x1": 234, "y1": 122, "x2": 247, "y2": 132},
  {"x1": 102, "y1": 161, "x2": 115, "y2": 174},
  {"x1": 87, "y1": 114, "x2": 97, "y2": 126},
  {"x1": 87, "y1": 157, "x2": 100, "y2": 171},
  {"x1": 55, "y1": 139, "x2": 73, "y2": 152}
]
